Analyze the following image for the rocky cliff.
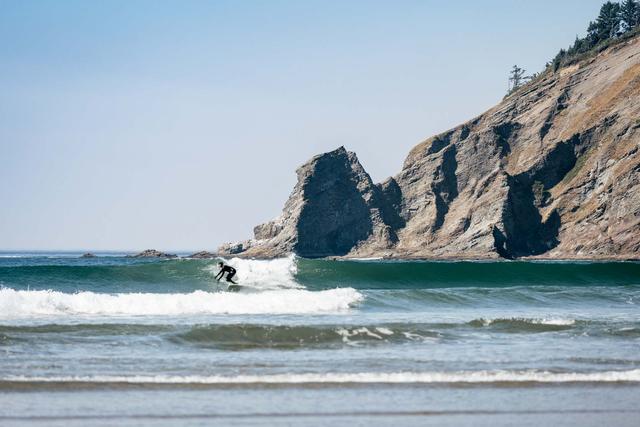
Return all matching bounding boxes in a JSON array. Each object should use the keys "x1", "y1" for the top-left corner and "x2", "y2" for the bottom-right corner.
[{"x1": 220, "y1": 35, "x2": 640, "y2": 260}]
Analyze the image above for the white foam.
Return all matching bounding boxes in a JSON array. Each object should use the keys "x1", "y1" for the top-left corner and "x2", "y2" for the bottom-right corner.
[
  {"x1": 336, "y1": 327, "x2": 387, "y2": 343},
  {"x1": 209, "y1": 255, "x2": 300, "y2": 290},
  {"x1": 0, "y1": 287, "x2": 363, "y2": 318},
  {"x1": 536, "y1": 318, "x2": 576, "y2": 326},
  {"x1": 479, "y1": 317, "x2": 576, "y2": 326},
  {"x1": 5, "y1": 369, "x2": 640, "y2": 384}
]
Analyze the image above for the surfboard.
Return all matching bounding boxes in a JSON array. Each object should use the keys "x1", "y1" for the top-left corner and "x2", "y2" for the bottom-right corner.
[{"x1": 227, "y1": 284, "x2": 242, "y2": 292}]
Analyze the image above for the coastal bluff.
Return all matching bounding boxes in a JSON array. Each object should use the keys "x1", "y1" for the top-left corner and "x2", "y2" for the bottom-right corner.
[{"x1": 220, "y1": 35, "x2": 640, "y2": 260}]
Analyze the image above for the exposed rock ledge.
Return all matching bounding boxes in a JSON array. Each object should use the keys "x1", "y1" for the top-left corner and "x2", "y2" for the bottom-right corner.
[
  {"x1": 128, "y1": 249, "x2": 178, "y2": 258},
  {"x1": 186, "y1": 251, "x2": 218, "y2": 259},
  {"x1": 220, "y1": 36, "x2": 640, "y2": 260}
]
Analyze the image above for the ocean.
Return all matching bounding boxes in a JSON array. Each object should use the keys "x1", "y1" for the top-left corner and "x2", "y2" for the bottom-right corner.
[{"x1": 0, "y1": 253, "x2": 639, "y2": 426}]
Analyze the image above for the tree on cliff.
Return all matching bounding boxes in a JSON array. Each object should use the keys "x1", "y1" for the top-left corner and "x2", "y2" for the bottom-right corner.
[
  {"x1": 507, "y1": 65, "x2": 528, "y2": 93},
  {"x1": 550, "y1": 1, "x2": 639, "y2": 73},
  {"x1": 621, "y1": 0, "x2": 640, "y2": 30},
  {"x1": 594, "y1": 1, "x2": 622, "y2": 39},
  {"x1": 586, "y1": 21, "x2": 602, "y2": 45}
]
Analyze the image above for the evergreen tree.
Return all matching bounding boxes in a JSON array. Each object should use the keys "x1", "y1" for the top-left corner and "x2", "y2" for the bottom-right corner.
[
  {"x1": 508, "y1": 65, "x2": 527, "y2": 92},
  {"x1": 587, "y1": 20, "x2": 602, "y2": 45},
  {"x1": 568, "y1": 35, "x2": 590, "y2": 56},
  {"x1": 621, "y1": 0, "x2": 640, "y2": 31},
  {"x1": 552, "y1": 49, "x2": 566, "y2": 72},
  {"x1": 595, "y1": 2, "x2": 622, "y2": 39},
  {"x1": 531, "y1": 1, "x2": 639, "y2": 76}
]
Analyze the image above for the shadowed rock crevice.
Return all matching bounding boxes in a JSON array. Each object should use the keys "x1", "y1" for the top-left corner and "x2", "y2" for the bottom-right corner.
[
  {"x1": 493, "y1": 122, "x2": 521, "y2": 156},
  {"x1": 376, "y1": 177, "x2": 405, "y2": 231},
  {"x1": 540, "y1": 87, "x2": 570, "y2": 141},
  {"x1": 534, "y1": 134, "x2": 581, "y2": 187},
  {"x1": 459, "y1": 125, "x2": 471, "y2": 141},
  {"x1": 431, "y1": 145, "x2": 459, "y2": 231},
  {"x1": 502, "y1": 174, "x2": 561, "y2": 257},
  {"x1": 426, "y1": 132, "x2": 453, "y2": 155},
  {"x1": 500, "y1": 134, "x2": 584, "y2": 257},
  {"x1": 492, "y1": 226, "x2": 510, "y2": 259}
]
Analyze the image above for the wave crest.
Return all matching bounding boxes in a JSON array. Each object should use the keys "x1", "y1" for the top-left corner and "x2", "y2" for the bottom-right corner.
[
  {"x1": 212, "y1": 255, "x2": 300, "y2": 290},
  {"x1": 0, "y1": 287, "x2": 363, "y2": 318}
]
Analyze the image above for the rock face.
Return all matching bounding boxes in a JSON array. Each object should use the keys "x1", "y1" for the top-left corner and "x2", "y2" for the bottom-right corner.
[
  {"x1": 223, "y1": 147, "x2": 397, "y2": 258},
  {"x1": 128, "y1": 249, "x2": 178, "y2": 258},
  {"x1": 221, "y1": 36, "x2": 640, "y2": 260}
]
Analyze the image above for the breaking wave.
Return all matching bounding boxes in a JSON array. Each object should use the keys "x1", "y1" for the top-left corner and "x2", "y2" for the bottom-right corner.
[
  {"x1": 213, "y1": 255, "x2": 300, "y2": 290},
  {"x1": 0, "y1": 287, "x2": 363, "y2": 318}
]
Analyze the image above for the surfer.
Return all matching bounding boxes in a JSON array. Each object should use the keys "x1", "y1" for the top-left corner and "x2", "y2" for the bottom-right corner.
[{"x1": 215, "y1": 262, "x2": 237, "y2": 284}]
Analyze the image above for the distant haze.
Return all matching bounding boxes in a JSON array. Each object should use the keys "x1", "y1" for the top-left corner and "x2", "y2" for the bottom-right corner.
[{"x1": 0, "y1": 0, "x2": 606, "y2": 251}]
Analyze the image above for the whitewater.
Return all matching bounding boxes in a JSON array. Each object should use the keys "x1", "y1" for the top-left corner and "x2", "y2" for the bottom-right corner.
[
  {"x1": 0, "y1": 288, "x2": 362, "y2": 317},
  {"x1": 1, "y1": 253, "x2": 639, "y2": 426}
]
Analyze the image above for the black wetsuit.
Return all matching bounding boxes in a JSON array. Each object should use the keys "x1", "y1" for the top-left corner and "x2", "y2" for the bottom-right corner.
[{"x1": 215, "y1": 265, "x2": 237, "y2": 283}]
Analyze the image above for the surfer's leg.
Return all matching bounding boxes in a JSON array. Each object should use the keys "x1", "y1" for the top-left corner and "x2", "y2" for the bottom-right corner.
[{"x1": 226, "y1": 271, "x2": 237, "y2": 284}]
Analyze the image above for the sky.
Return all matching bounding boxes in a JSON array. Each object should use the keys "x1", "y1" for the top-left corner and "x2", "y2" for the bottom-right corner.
[{"x1": 0, "y1": 0, "x2": 607, "y2": 251}]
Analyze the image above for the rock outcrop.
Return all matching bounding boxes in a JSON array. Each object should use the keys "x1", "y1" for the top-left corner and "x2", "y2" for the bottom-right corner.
[
  {"x1": 221, "y1": 35, "x2": 640, "y2": 260},
  {"x1": 128, "y1": 249, "x2": 178, "y2": 258},
  {"x1": 186, "y1": 251, "x2": 218, "y2": 259},
  {"x1": 225, "y1": 147, "x2": 397, "y2": 258}
]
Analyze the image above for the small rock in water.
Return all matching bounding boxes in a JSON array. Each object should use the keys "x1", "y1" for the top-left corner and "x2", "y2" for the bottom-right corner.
[
  {"x1": 187, "y1": 251, "x2": 217, "y2": 259},
  {"x1": 128, "y1": 249, "x2": 178, "y2": 258}
]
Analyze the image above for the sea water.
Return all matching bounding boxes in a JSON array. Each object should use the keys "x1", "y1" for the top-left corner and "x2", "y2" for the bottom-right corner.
[{"x1": 0, "y1": 253, "x2": 639, "y2": 426}]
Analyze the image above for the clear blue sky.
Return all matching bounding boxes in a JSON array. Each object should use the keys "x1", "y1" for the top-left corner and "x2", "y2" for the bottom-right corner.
[{"x1": 1, "y1": 0, "x2": 606, "y2": 251}]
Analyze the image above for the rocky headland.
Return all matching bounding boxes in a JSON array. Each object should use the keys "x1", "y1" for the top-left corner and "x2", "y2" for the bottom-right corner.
[{"x1": 220, "y1": 35, "x2": 640, "y2": 260}]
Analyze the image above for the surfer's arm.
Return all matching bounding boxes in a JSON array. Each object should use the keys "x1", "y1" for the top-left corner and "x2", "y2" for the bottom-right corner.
[{"x1": 214, "y1": 271, "x2": 223, "y2": 281}]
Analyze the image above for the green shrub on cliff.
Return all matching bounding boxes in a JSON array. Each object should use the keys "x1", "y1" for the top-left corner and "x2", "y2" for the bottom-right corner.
[
  {"x1": 509, "y1": 0, "x2": 640, "y2": 96},
  {"x1": 551, "y1": 0, "x2": 639, "y2": 71}
]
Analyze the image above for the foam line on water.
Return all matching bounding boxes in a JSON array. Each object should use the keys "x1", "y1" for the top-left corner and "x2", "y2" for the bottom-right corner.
[
  {"x1": 0, "y1": 287, "x2": 363, "y2": 317},
  {"x1": 4, "y1": 369, "x2": 640, "y2": 385},
  {"x1": 474, "y1": 317, "x2": 576, "y2": 326}
]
